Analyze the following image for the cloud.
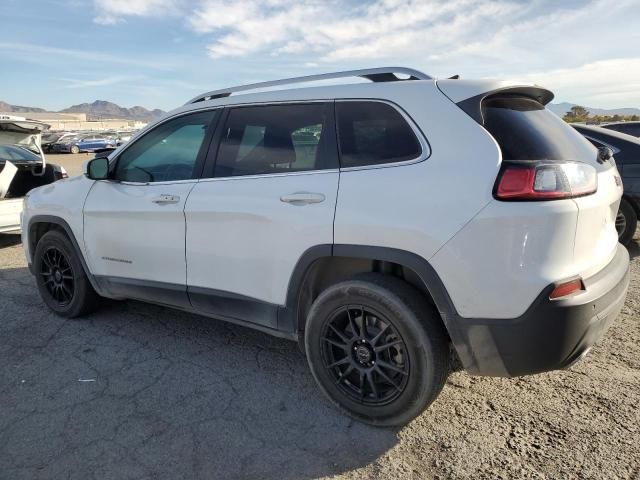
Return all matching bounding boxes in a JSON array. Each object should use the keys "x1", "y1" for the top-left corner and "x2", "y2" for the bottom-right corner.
[
  {"x1": 0, "y1": 41, "x2": 176, "y2": 70},
  {"x1": 93, "y1": 0, "x2": 182, "y2": 24},
  {"x1": 517, "y1": 58, "x2": 640, "y2": 108},
  {"x1": 57, "y1": 76, "x2": 137, "y2": 89},
  {"x1": 83, "y1": 0, "x2": 640, "y2": 107},
  {"x1": 186, "y1": 0, "x2": 535, "y2": 61}
]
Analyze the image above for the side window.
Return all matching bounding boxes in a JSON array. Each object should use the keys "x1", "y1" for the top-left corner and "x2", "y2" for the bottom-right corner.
[
  {"x1": 336, "y1": 101, "x2": 422, "y2": 168},
  {"x1": 214, "y1": 103, "x2": 335, "y2": 177},
  {"x1": 114, "y1": 110, "x2": 217, "y2": 183}
]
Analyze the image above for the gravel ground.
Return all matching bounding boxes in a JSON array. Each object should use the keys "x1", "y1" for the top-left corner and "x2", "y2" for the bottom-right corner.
[{"x1": 0, "y1": 158, "x2": 638, "y2": 479}]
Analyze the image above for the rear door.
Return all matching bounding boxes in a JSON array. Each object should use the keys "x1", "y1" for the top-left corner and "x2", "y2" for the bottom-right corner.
[{"x1": 184, "y1": 102, "x2": 339, "y2": 329}]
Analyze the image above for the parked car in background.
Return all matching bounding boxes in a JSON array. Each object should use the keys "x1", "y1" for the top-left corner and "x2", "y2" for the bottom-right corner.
[
  {"x1": 1, "y1": 115, "x2": 67, "y2": 233},
  {"x1": 115, "y1": 131, "x2": 134, "y2": 146},
  {"x1": 22, "y1": 67, "x2": 629, "y2": 426},
  {"x1": 573, "y1": 124, "x2": 640, "y2": 245},
  {"x1": 41, "y1": 132, "x2": 75, "y2": 152},
  {"x1": 50, "y1": 134, "x2": 116, "y2": 154},
  {"x1": 601, "y1": 121, "x2": 640, "y2": 138}
]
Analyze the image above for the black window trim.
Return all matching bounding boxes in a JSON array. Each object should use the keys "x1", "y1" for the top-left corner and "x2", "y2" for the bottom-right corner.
[
  {"x1": 200, "y1": 100, "x2": 339, "y2": 181},
  {"x1": 106, "y1": 107, "x2": 222, "y2": 186},
  {"x1": 335, "y1": 98, "x2": 431, "y2": 172}
]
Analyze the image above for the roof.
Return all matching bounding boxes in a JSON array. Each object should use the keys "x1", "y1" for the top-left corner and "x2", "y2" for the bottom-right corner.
[
  {"x1": 602, "y1": 121, "x2": 640, "y2": 126},
  {"x1": 186, "y1": 67, "x2": 432, "y2": 104},
  {"x1": 572, "y1": 124, "x2": 640, "y2": 145}
]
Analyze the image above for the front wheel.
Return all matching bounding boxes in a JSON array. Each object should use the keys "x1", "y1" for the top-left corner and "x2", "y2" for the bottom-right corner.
[
  {"x1": 34, "y1": 230, "x2": 99, "y2": 317},
  {"x1": 70, "y1": 145, "x2": 80, "y2": 154},
  {"x1": 304, "y1": 274, "x2": 450, "y2": 426}
]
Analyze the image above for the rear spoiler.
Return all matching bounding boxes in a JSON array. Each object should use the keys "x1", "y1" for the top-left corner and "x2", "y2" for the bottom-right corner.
[{"x1": 455, "y1": 86, "x2": 554, "y2": 125}]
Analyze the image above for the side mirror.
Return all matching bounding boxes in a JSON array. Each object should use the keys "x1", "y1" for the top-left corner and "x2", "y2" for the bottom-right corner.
[
  {"x1": 85, "y1": 156, "x2": 110, "y2": 180},
  {"x1": 597, "y1": 146, "x2": 613, "y2": 164}
]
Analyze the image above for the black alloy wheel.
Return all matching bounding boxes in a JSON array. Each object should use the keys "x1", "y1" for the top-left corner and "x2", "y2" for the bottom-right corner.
[
  {"x1": 322, "y1": 305, "x2": 410, "y2": 406},
  {"x1": 305, "y1": 274, "x2": 450, "y2": 426},
  {"x1": 34, "y1": 230, "x2": 99, "y2": 317},
  {"x1": 40, "y1": 246, "x2": 75, "y2": 307}
]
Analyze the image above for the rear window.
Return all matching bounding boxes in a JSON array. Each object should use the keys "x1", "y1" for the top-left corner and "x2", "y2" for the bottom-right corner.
[
  {"x1": 0, "y1": 145, "x2": 41, "y2": 162},
  {"x1": 483, "y1": 96, "x2": 596, "y2": 162},
  {"x1": 336, "y1": 101, "x2": 422, "y2": 168}
]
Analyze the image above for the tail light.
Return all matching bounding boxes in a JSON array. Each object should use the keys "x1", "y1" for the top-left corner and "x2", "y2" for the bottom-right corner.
[{"x1": 495, "y1": 162, "x2": 597, "y2": 200}]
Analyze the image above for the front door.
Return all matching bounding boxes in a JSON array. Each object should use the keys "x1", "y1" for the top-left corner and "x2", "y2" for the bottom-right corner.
[
  {"x1": 185, "y1": 103, "x2": 339, "y2": 329},
  {"x1": 83, "y1": 109, "x2": 219, "y2": 306}
]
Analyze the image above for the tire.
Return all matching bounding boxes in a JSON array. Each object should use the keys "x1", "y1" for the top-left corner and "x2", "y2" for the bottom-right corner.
[
  {"x1": 70, "y1": 145, "x2": 80, "y2": 154},
  {"x1": 616, "y1": 198, "x2": 637, "y2": 246},
  {"x1": 33, "y1": 230, "x2": 99, "y2": 318},
  {"x1": 304, "y1": 273, "x2": 450, "y2": 426}
]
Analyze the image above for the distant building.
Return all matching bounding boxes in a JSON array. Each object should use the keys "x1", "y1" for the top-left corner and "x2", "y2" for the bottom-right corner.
[{"x1": 0, "y1": 111, "x2": 147, "y2": 131}]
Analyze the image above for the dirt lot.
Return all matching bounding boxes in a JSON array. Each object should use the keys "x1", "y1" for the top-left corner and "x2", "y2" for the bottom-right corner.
[
  {"x1": 1, "y1": 156, "x2": 639, "y2": 479},
  {"x1": 46, "y1": 153, "x2": 93, "y2": 177}
]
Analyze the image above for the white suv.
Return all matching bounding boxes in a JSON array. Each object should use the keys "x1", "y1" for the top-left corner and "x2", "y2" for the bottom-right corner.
[{"x1": 22, "y1": 67, "x2": 630, "y2": 426}]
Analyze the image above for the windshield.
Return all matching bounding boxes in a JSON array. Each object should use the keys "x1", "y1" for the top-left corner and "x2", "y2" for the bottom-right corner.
[{"x1": 483, "y1": 96, "x2": 598, "y2": 163}]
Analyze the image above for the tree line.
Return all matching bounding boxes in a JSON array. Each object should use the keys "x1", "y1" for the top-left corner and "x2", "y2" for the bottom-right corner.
[{"x1": 563, "y1": 105, "x2": 639, "y2": 123}]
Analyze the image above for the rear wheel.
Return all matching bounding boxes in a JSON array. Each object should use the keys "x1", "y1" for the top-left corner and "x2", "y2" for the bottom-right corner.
[
  {"x1": 34, "y1": 230, "x2": 99, "y2": 317},
  {"x1": 304, "y1": 274, "x2": 449, "y2": 426},
  {"x1": 616, "y1": 198, "x2": 637, "y2": 246},
  {"x1": 70, "y1": 145, "x2": 80, "y2": 154}
]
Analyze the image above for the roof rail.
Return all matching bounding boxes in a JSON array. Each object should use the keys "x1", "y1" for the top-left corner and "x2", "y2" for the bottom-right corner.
[{"x1": 186, "y1": 67, "x2": 431, "y2": 105}]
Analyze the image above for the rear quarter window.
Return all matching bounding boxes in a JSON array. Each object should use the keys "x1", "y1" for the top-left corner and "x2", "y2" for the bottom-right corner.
[
  {"x1": 336, "y1": 101, "x2": 422, "y2": 168},
  {"x1": 483, "y1": 96, "x2": 597, "y2": 162}
]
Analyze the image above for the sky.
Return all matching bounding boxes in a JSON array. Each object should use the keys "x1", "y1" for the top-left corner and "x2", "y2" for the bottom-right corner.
[{"x1": 1, "y1": 0, "x2": 639, "y2": 112}]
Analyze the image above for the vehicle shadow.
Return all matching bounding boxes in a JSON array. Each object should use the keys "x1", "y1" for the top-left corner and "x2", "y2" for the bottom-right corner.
[
  {"x1": 0, "y1": 267, "x2": 398, "y2": 480},
  {"x1": 0, "y1": 233, "x2": 21, "y2": 248}
]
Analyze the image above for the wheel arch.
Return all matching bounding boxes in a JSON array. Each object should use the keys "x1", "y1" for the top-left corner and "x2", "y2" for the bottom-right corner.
[
  {"x1": 28, "y1": 215, "x2": 102, "y2": 294},
  {"x1": 285, "y1": 244, "x2": 465, "y2": 349}
]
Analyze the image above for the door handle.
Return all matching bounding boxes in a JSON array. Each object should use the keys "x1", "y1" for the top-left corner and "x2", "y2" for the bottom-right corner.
[
  {"x1": 280, "y1": 192, "x2": 326, "y2": 205},
  {"x1": 152, "y1": 194, "x2": 180, "y2": 204}
]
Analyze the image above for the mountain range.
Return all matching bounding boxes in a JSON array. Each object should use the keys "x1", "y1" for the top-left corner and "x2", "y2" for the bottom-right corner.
[
  {"x1": 0, "y1": 100, "x2": 165, "y2": 121},
  {"x1": 2, "y1": 99, "x2": 638, "y2": 122},
  {"x1": 547, "y1": 102, "x2": 640, "y2": 118}
]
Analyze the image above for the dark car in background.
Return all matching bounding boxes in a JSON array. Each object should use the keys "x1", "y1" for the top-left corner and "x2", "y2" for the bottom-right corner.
[
  {"x1": 50, "y1": 134, "x2": 116, "y2": 154},
  {"x1": 0, "y1": 144, "x2": 67, "y2": 181},
  {"x1": 40, "y1": 132, "x2": 74, "y2": 152},
  {"x1": 601, "y1": 121, "x2": 640, "y2": 138},
  {"x1": 573, "y1": 124, "x2": 640, "y2": 245}
]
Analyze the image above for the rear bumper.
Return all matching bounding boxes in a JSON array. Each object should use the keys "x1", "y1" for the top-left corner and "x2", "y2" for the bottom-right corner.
[{"x1": 454, "y1": 243, "x2": 630, "y2": 377}]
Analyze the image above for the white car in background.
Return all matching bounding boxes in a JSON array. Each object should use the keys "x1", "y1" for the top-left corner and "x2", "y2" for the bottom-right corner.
[
  {"x1": 0, "y1": 115, "x2": 67, "y2": 233},
  {"x1": 20, "y1": 68, "x2": 630, "y2": 426}
]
